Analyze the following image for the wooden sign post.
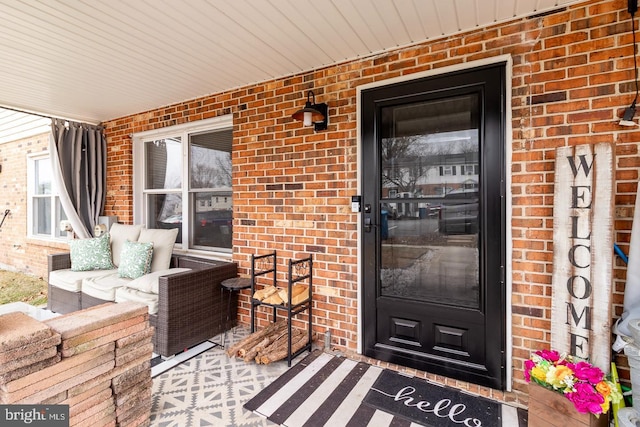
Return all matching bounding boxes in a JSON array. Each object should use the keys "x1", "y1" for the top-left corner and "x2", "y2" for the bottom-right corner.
[{"x1": 551, "y1": 143, "x2": 613, "y2": 371}]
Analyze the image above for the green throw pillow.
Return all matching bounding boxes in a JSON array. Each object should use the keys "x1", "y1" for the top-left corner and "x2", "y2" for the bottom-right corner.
[
  {"x1": 69, "y1": 232, "x2": 115, "y2": 271},
  {"x1": 118, "y1": 240, "x2": 154, "y2": 279}
]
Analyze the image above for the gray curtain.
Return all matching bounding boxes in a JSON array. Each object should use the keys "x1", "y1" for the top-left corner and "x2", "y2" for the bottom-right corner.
[{"x1": 49, "y1": 119, "x2": 106, "y2": 239}]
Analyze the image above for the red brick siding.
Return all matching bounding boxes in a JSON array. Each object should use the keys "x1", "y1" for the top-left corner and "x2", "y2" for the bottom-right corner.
[
  {"x1": 100, "y1": 0, "x2": 637, "y2": 405},
  {"x1": 0, "y1": 133, "x2": 68, "y2": 279}
]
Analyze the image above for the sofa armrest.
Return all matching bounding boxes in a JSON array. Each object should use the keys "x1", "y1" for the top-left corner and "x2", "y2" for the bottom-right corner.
[
  {"x1": 48, "y1": 253, "x2": 71, "y2": 275},
  {"x1": 47, "y1": 253, "x2": 78, "y2": 313},
  {"x1": 153, "y1": 260, "x2": 237, "y2": 356}
]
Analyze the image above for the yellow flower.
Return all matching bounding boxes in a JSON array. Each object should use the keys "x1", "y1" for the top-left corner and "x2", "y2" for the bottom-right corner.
[
  {"x1": 548, "y1": 365, "x2": 573, "y2": 387},
  {"x1": 531, "y1": 366, "x2": 546, "y2": 382},
  {"x1": 595, "y1": 381, "x2": 611, "y2": 398}
]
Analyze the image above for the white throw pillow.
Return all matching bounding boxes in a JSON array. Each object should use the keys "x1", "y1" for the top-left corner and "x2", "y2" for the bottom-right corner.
[
  {"x1": 109, "y1": 223, "x2": 143, "y2": 267},
  {"x1": 137, "y1": 228, "x2": 179, "y2": 272}
]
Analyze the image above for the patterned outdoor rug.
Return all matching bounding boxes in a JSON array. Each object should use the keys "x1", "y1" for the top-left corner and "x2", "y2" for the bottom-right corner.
[
  {"x1": 150, "y1": 328, "x2": 293, "y2": 426},
  {"x1": 245, "y1": 350, "x2": 527, "y2": 427}
]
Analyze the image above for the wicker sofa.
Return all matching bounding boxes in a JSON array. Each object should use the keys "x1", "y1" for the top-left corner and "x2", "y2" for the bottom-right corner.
[{"x1": 47, "y1": 234, "x2": 238, "y2": 357}]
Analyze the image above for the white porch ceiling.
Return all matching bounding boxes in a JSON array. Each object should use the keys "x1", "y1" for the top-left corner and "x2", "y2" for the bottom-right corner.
[{"x1": 0, "y1": 0, "x2": 585, "y2": 126}]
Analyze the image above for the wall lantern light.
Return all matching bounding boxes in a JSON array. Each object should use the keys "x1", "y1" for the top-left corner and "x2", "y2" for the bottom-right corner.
[
  {"x1": 292, "y1": 90, "x2": 328, "y2": 131},
  {"x1": 620, "y1": 100, "x2": 637, "y2": 127},
  {"x1": 620, "y1": 0, "x2": 639, "y2": 126}
]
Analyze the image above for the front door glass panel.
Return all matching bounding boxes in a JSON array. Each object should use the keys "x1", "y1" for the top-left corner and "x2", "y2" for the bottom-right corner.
[{"x1": 379, "y1": 94, "x2": 480, "y2": 309}]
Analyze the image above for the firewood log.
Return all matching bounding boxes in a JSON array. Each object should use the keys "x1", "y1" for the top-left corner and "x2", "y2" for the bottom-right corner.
[
  {"x1": 257, "y1": 328, "x2": 303, "y2": 361},
  {"x1": 242, "y1": 336, "x2": 271, "y2": 361},
  {"x1": 277, "y1": 285, "x2": 308, "y2": 304},
  {"x1": 243, "y1": 330, "x2": 287, "y2": 361},
  {"x1": 290, "y1": 286, "x2": 310, "y2": 305},
  {"x1": 262, "y1": 328, "x2": 301, "y2": 353},
  {"x1": 234, "y1": 321, "x2": 287, "y2": 358},
  {"x1": 225, "y1": 320, "x2": 286, "y2": 357},
  {"x1": 262, "y1": 293, "x2": 284, "y2": 305},
  {"x1": 254, "y1": 330, "x2": 289, "y2": 362},
  {"x1": 252, "y1": 285, "x2": 278, "y2": 301},
  {"x1": 257, "y1": 328, "x2": 310, "y2": 364}
]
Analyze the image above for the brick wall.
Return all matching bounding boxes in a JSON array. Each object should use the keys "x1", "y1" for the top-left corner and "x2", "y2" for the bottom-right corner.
[
  {"x1": 0, "y1": 132, "x2": 68, "y2": 279},
  {"x1": 98, "y1": 0, "x2": 637, "y2": 406}
]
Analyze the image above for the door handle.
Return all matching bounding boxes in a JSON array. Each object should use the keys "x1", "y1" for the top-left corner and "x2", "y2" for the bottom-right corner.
[{"x1": 364, "y1": 217, "x2": 373, "y2": 232}]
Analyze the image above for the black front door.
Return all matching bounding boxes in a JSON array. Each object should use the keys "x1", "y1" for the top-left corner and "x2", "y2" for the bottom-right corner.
[{"x1": 361, "y1": 64, "x2": 506, "y2": 389}]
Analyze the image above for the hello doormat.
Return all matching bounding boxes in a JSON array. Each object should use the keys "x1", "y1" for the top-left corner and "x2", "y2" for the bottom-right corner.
[
  {"x1": 244, "y1": 350, "x2": 526, "y2": 427},
  {"x1": 364, "y1": 369, "x2": 502, "y2": 427}
]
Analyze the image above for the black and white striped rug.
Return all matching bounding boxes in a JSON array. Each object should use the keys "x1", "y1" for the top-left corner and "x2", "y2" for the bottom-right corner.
[{"x1": 245, "y1": 350, "x2": 527, "y2": 427}]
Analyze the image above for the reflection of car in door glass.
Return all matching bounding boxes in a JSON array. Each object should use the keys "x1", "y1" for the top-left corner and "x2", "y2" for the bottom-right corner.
[{"x1": 438, "y1": 190, "x2": 479, "y2": 235}]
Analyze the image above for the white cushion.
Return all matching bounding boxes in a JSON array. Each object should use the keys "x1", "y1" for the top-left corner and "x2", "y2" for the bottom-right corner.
[
  {"x1": 49, "y1": 268, "x2": 119, "y2": 293},
  {"x1": 82, "y1": 272, "x2": 131, "y2": 301},
  {"x1": 115, "y1": 287, "x2": 159, "y2": 315},
  {"x1": 126, "y1": 268, "x2": 191, "y2": 294},
  {"x1": 137, "y1": 228, "x2": 179, "y2": 272},
  {"x1": 109, "y1": 223, "x2": 143, "y2": 267}
]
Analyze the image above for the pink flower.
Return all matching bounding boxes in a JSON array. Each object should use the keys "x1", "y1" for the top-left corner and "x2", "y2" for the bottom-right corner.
[
  {"x1": 524, "y1": 359, "x2": 535, "y2": 382},
  {"x1": 566, "y1": 383, "x2": 605, "y2": 414},
  {"x1": 568, "y1": 361, "x2": 604, "y2": 385},
  {"x1": 523, "y1": 349, "x2": 622, "y2": 415},
  {"x1": 535, "y1": 349, "x2": 560, "y2": 362}
]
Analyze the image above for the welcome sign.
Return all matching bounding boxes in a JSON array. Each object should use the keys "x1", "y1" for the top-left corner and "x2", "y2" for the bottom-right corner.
[{"x1": 551, "y1": 143, "x2": 613, "y2": 371}]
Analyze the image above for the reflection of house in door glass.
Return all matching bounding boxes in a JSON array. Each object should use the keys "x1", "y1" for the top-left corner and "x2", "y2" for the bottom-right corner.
[{"x1": 382, "y1": 129, "x2": 478, "y2": 200}]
